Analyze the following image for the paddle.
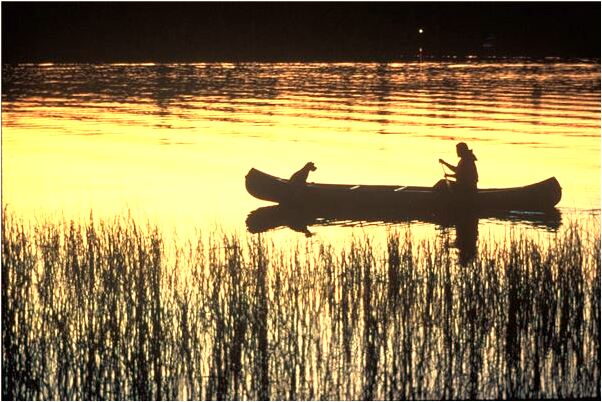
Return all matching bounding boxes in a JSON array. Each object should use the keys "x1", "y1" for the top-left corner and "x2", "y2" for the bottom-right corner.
[{"x1": 439, "y1": 160, "x2": 451, "y2": 190}]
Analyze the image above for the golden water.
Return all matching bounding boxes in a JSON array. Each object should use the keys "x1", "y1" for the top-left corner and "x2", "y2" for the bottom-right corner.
[{"x1": 2, "y1": 62, "x2": 599, "y2": 238}]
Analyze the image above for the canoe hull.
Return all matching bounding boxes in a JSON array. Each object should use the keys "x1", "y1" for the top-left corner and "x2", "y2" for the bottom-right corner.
[{"x1": 245, "y1": 168, "x2": 562, "y2": 212}]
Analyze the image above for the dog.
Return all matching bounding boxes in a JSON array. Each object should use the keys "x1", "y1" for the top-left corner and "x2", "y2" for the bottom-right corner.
[{"x1": 289, "y1": 162, "x2": 317, "y2": 184}]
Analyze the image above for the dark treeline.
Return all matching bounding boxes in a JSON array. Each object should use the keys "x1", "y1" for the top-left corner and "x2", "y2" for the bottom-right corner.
[{"x1": 2, "y1": 2, "x2": 600, "y2": 63}]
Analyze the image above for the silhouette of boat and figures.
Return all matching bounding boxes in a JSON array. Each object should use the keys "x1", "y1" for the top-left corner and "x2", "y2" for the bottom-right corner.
[{"x1": 245, "y1": 143, "x2": 562, "y2": 264}]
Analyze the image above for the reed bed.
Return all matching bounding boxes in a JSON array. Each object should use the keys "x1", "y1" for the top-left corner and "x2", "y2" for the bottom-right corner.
[{"x1": 2, "y1": 209, "x2": 600, "y2": 400}]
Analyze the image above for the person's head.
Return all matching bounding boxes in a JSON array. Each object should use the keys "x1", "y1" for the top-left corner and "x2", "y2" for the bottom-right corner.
[{"x1": 456, "y1": 142, "x2": 471, "y2": 158}]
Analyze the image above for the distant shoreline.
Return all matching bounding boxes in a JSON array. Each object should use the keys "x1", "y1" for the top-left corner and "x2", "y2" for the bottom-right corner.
[
  {"x1": 3, "y1": 56, "x2": 601, "y2": 65},
  {"x1": 3, "y1": 3, "x2": 600, "y2": 63}
]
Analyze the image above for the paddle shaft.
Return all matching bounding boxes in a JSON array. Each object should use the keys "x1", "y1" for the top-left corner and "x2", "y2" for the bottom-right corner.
[{"x1": 439, "y1": 161, "x2": 451, "y2": 189}]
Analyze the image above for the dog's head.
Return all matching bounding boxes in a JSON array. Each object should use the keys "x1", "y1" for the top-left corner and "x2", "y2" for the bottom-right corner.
[{"x1": 306, "y1": 162, "x2": 317, "y2": 171}]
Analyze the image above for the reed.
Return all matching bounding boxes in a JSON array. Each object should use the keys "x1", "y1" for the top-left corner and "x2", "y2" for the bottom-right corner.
[{"x1": 2, "y1": 208, "x2": 600, "y2": 400}]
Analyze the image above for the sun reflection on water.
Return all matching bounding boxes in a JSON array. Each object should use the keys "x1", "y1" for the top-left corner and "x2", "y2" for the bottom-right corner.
[{"x1": 2, "y1": 61, "x2": 600, "y2": 241}]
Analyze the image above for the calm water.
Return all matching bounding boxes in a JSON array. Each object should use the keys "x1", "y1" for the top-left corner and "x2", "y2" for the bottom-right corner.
[
  {"x1": 2, "y1": 62, "x2": 600, "y2": 236},
  {"x1": 2, "y1": 61, "x2": 601, "y2": 399}
]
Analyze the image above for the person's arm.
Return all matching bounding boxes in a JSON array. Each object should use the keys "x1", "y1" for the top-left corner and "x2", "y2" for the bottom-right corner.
[{"x1": 438, "y1": 159, "x2": 457, "y2": 172}]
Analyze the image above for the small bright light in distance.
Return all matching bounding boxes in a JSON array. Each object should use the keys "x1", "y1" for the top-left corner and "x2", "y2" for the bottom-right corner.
[{"x1": 418, "y1": 28, "x2": 424, "y2": 34}]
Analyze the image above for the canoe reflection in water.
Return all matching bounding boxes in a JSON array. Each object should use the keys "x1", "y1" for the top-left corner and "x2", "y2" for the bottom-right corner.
[{"x1": 246, "y1": 205, "x2": 562, "y2": 265}]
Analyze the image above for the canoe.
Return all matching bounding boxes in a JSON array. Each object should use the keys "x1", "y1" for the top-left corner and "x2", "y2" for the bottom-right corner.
[{"x1": 245, "y1": 168, "x2": 562, "y2": 212}]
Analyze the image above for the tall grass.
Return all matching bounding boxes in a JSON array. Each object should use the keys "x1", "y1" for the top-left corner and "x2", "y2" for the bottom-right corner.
[{"x1": 2, "y1": 209, "x2": 600, "y2": 400}]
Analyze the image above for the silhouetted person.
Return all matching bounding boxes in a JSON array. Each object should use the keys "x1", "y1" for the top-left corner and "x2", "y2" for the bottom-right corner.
[
  {"x1": 289, "y1": 162, "x2": 317, "y2": 184},
  {"x1": 438, "y1": 142, "x2": 478, "y2": 192}
]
